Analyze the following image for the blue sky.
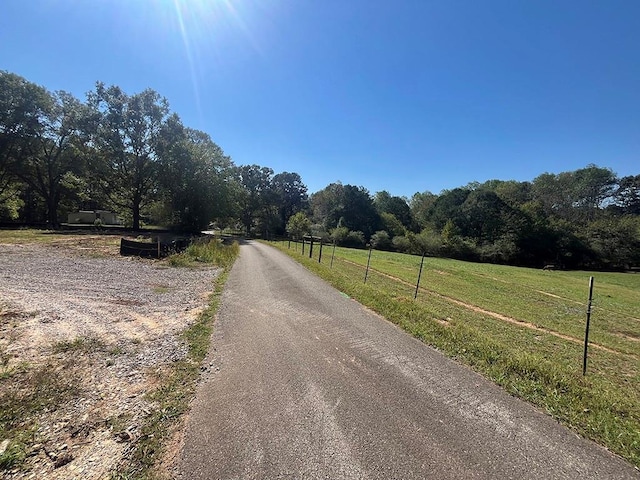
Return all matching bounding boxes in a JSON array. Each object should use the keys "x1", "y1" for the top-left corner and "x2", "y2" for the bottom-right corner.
[{"x1": 1, "y1": 0, "x2": 638, "y2": 198}]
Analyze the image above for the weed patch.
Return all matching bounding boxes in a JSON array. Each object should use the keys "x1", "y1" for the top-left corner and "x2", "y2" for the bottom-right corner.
[
  {"x1": 0, "y1": 360, "x2": 81, "y2": 472},
  {"x1": 166, "y1": 238, "x2": 239, "y2": 269}
]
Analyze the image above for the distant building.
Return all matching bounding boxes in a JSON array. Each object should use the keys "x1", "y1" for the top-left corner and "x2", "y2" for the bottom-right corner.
[{"x1": 67, "y1": 210, "x2": 122, "y2": 225}]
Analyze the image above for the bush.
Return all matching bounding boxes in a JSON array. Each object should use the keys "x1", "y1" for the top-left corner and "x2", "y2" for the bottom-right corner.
[
  {"x1": 343, "y1": 230, "x2": 366, "y2": 248},
  {"x1": 392, "y1": 235, "x2": 412, "y2": 253},
  {"x1": 371, "y1": 230, "x2": 392, "y2": 250}
]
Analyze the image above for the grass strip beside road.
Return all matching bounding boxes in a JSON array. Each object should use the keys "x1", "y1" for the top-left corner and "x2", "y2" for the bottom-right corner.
[{"x1": 269, "y1": 240, "x2": 640, "y2": 469}]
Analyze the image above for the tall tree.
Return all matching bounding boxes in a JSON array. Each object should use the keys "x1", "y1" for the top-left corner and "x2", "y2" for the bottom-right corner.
[
  {"x1": 15, "y1": 91, "x2": 95, "y2": 226},
  {"x1": 409, "y1": 191, "x2": 437, "y2": 230},
  {"x1": 0, "y1": 72, "x2": 50, "y2": 214},
  {"x1": 272, "y1": 171, "x2": 308, "y2": 234},
  {"x1": 374, "y1": 191, "x2": 412, "y2": 229},
  {"x1": 90, "y1": 83, "x2": 169, "y2": 229},
  {"x1": 311, "y1": 183, "x2": 380, "y2": 238},
  {"x1": 614, "y1": 175, "x2": 640, "y2": 215},
  {"x1": 156, "y1": 114, "x2": 235, "y2": 231},
  {"x1": 236, "y1": 164, "x2": 275, "y2": 235},
  {"x1": 532, "y1": 165, "x2": 617, "y2": 222}
]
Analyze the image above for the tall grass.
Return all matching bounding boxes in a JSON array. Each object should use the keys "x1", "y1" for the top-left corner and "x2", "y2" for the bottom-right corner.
[{"x1": 166, "y1": 238, "x2": 239, "y2": 268}]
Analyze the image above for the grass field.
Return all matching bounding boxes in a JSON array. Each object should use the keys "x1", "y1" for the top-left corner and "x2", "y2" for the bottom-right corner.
[{"x1": 270, "y1": 239, "x2": 640, "y2": 468}]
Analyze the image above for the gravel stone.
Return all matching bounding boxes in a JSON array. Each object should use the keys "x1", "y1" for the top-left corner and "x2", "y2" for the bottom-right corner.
[{"x1": 0, "y1": 241, "x2": 220, "y2": 479}]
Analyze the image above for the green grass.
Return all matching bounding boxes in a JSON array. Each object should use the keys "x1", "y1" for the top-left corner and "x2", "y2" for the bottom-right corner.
[
  {"x1": 52, "y1": 336, "x2": 105, "y2": 354},
  {"x1": 0, "y1": 361, "x2": 80, "y2": 470},
  {"x1": 270, "y1": 240, "x2": 640, "y2": 468},
  {"x1": 0, "y1": 229, "x2": 65, "y2": 243},
  {"x1": 112, "y1": 241, "x2": 238, "y2": 479}
]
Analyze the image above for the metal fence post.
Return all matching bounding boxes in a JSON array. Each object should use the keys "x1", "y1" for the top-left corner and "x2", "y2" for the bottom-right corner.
[
  {"x1": 583, "y1": 276, "x2": 594, "y2": 375},
  {"x1": 330, "y1": 241, "x2": 336, "y2": 268},
  {"x1": 414, "y1": 254, "x2": 425, "y2": 299},
  {"x1": 364, "y1": 246, "x2": 373, "y2": 283}
]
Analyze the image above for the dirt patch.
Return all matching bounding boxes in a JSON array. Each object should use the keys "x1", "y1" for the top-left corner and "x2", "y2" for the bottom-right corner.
[{"x1": 0, "y1": 242, "x2": 220, "y2": 479}]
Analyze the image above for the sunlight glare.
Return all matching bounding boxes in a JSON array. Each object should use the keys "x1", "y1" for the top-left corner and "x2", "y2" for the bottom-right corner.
[{"x1": 161, "y1": 0, "x2": 263, "y2": 124}]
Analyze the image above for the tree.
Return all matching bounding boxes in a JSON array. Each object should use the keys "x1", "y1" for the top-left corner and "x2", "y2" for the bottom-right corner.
[
  {"x1": 370, "y1": 230, "x2": 392, "y2": 250},
  {"x1": 374, "y1": 191, "x2": 412, "y2": 228},
  {"x1": 0, "y1": 72, "x2": 51, "y2": 217},
  {"x1": 428, "y1": 188, "x2": 470, "y2": 231},
  {"x1": 236, "y1": 164, "x2": 275, "y2": 235},
  {"x1": 156, "y1": 115, "x2": 235, "y2": 231},
  {"x1": 286, "y1": 211, "x2": 311, "y2": 240},
  {"x1": 532, "y1": 165, "x2": 617, "y2": 223},
  {"x1": 615, "y1": 175, "x2": 640, "y2": 215},
  {"x1": 380, "y1": 212, "x2": 405, "y2": 238},
  {"x1": 585, "y1": 217, "x2": 640, "y2": 269},
  {"x1": 311, "y1": 183, "x2": 380, "y2": 238},
  {"x1": 90, "y1": 83, "x2": 169, "y2": 229},
  {"x1": 409, "y1": 191, "x2": 437, "y2": 230},
  {"x1": 272, "y1": 172, "x2": 308, "y2": 234},
  {"x1": 14, "y1": 90, "x2": 95, "y2": 226}
]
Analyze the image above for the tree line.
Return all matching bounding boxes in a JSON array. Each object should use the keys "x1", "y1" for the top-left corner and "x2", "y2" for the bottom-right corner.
[
  {"x1": 0, "y1": 71, "x2": 308, "y2": 234},
  {"x1": 2, "y1": 70, "x2": 639, "y2": 270},
  {"x1": 296, "y1": 166, "x2": 640, "y2": 270}
]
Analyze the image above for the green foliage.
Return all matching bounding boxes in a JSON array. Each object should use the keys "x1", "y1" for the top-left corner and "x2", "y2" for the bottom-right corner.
[
  {"x1": 155, "y1": 115, "x2": 235, "y2": 232},
  {"x1": 90, "y1": 83, "x2": 170, "y2": 230},
  {"x1": 344, "y1": 230, "x2": 366, "y2": 248},
  {"x1": 311, "y1": 183, "x2": 381, "y2": 238},
  {"x1": 286, "y1": 211, "x2": 311, "y2": 240},
  {"x1": 370, "y1": 230, "x2": 392, "y2": 250},
  {"x1": 380, "y1": 212, "x2": 406, "y2": 237},
  {"x1": 272, "y1": 172, "x2": 309, "y2": 235},
  {"x1": 52, "y1": 336, "x2": 104, "y2": 354},
  {"x1": 374, "y1": 191, "x2": 412, "y2": 228},
  {"x1": 330, "y1": 226, "x2": 349, "y2": 245}
]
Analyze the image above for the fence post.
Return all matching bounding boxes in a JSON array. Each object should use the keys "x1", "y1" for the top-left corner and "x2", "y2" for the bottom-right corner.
[
  {"x1": 364, "y1": 246, "x2": 373, "y2": 283},
  {"x1": 302, "y1": 238, "x2": 305, "y2": 256},
  {"x1": 318, "y1": 239, "x2": 323, "y2": 263},
  {"x1": 331, "y1": 241, "x2": 336, "y2": 268},
  {"x1": 309, "y1": 237, "x2": 314, "y2": 259},
  {"x1": 583, "y1": 276, "x2": 594, "y2": 375},
  {"x1": 414, "y1": 254, "x2": 425, "y2": 299}
]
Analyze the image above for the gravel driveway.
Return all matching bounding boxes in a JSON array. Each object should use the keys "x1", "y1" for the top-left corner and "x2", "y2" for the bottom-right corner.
[{"x1": 0, "y1": 241, "x2": 220, "y2": 479}]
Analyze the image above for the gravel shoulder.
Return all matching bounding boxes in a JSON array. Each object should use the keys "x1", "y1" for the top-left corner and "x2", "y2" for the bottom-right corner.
[{"x1": 0, "y1": 238, "x2": 220, "y2": 479}]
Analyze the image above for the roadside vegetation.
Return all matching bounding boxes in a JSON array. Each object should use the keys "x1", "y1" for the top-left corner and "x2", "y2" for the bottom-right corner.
[
  {"x1": 166, "y1": 237, "x2": 239, "y2": 269},
  {"x1": 271, "y1": 240, "x2": 640, "y2": 468}
]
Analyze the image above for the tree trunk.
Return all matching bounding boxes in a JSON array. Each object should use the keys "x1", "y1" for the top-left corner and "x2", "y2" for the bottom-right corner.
[
  {"x1": 47, "y1": 192, "x2": 59, "y2": 228},
  {"x1": 132, "y1": 202, "x2": 141, "y2": 230}
]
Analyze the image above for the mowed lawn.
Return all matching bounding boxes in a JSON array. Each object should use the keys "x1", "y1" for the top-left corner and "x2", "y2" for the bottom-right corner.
[{"x1": 270, "y1": 240, "x2": 640, "y2": 468}]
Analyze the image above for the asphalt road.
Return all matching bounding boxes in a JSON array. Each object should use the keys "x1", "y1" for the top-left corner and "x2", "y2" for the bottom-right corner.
[{"x1": 176, "y1": 241, "x2": 638, "y2": 479}]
